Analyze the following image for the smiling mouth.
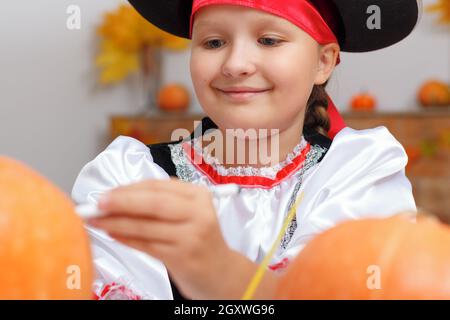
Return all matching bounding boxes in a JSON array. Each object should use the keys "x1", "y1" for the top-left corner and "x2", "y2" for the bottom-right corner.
[{"x1": 217, "y1": 89, "x2": 271, "y2": 102}]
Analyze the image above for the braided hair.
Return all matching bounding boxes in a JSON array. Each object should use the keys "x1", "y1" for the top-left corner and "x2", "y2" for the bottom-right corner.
[{"x1": 304, "y1": 79, "x2": 331, "y2": 138}]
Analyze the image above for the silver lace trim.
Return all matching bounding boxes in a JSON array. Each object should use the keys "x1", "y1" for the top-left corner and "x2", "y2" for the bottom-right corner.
[
  {"x1": 190, "y1": 136, "x2": 308, "y2": 180},
  {"x1": 169, "y1": 140, "x2": 326, "y2": 186},
  {"x1": 279, "y1": 144, "x2": 327, "y2": 250},
  {"x1": 168, "y1": 143, "x2": 196, "y2": 183}
]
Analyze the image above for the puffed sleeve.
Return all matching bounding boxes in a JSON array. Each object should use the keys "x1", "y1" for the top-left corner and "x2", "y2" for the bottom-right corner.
[
  {"x1": 281, "y1": 126, "x2": 417, "y2": 261},
  {"x1": 72, "y1": 136, "x2": 170, "y2": 205},
  {"x1": 72, "y1": 136, "x2": 173, "y2": 300}
]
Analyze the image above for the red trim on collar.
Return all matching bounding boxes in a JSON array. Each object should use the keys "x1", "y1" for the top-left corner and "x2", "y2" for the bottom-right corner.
[{"x1": 182, "y1": 142, "x2": 311, "y2": 188}]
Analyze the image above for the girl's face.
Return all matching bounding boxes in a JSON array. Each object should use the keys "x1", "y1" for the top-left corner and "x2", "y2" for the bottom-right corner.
[{"x1": 190, "y1": 4, "x2": 336, "y2": 133}]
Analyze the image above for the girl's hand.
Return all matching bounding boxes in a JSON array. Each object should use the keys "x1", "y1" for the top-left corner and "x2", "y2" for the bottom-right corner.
[{"x1": 88, "y1": 178, "x2": 236, "y2": 299}]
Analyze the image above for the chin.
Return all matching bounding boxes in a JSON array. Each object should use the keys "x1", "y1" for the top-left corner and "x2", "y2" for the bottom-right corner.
[{"x1": 215, "y1": 116, "x2": 275, "y2": 133}]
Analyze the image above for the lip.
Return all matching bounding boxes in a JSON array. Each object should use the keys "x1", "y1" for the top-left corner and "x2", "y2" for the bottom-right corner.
[
  {"x1": 217, "y1": 87, "x2": 271, "y2": 102},
  {"x1": 219, "y1": 87, "x2": 270, "y2": 93}
]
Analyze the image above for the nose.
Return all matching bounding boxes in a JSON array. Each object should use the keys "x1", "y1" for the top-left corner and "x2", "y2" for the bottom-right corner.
[{"x1": 221, "y1": 39, "x2": 257, "y2": 78}]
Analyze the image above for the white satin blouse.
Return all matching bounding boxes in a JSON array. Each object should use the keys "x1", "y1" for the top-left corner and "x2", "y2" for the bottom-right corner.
[{"x1": 72, "y1": 126, "x2": 416, "y2": 299}]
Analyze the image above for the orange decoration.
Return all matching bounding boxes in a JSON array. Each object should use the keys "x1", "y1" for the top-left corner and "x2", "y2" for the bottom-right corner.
[
  {"x1": 276, "y1": 214, "x2": 450, "y2": 299},
  {"x1": 417, "y1": 80, "x2": 450, "y2": 107},
  {"x1": 157, "y1": 83, "x2": 190, "y2": 111},
  {"x1": 0, "y1": 157, "x2": 93, "y2": 299},
  {"x1": 405, "y1": 146, "x2": 421, "y2": 168},
  {"x1": 350, "y1": 92, "x2": 377, "y2": 111}
]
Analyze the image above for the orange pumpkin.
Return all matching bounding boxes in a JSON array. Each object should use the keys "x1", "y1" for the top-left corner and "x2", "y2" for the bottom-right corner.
[
  {"x1": 157, "y1": 83, "x2": 190, "y2": 111},
  {"x1": 276, "y1": 214, "x2": 450, "y2": 299},
  {"x1": 0, "y1": 157, "x2": 93, "y2": 299},
  {"x1": 350, "y1": 92, "x2": 377, "y2": 111},
  {"x1": 418, "y1": 80, "x2": 450, "y2": 107}
]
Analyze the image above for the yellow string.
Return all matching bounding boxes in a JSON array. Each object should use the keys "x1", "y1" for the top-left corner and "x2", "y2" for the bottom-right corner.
[{"x1": 241, "y1": 192, "x2": 305, "y2": 300}]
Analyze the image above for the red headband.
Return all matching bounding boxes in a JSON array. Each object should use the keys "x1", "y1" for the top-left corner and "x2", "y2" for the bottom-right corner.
[{"x1": 189, "y1": 0, "x2": 341, "y2": 64}]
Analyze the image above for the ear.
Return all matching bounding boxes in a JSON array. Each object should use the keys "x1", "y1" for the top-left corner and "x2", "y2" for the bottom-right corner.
[{"x1": 314, "y1": 43, "x2": 340, "y2": 85}]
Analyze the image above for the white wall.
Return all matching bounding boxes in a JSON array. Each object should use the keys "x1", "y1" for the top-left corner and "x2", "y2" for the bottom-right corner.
[
  {"x1": 0, "y1": 0, "x2": 140, "y2": 193},
  {"x1": 0, "y1": 0, "x2": 449, "y2": 193}
]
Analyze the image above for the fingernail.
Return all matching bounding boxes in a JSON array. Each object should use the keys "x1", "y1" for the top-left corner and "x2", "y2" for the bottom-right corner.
[
  {"x1": 88, "y1": 218, "x2": 99, "y2": 226},
  {"x1": 98, "y1": 193, "x2": 110, "y2": 210}
]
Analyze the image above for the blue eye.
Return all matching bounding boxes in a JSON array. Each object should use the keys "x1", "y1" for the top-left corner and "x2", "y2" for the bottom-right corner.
[
  {"x1": 204, "y1": 39, "x2": 225, "y2": 49},
  {"x1": 203, "y1": 37, "x2": 282, "y2": 49},
  {"x1": 259, "y1": 37, "x2": 282, "y2": 46}
]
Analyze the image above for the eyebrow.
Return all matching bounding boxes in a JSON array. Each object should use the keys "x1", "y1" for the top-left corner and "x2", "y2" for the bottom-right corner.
[
  {"x1": 194, "y1": 18, "x2": 290, "y2": 30},
  {"x1": 193, "y1": 20, "x2": 216, "y2": 28}
]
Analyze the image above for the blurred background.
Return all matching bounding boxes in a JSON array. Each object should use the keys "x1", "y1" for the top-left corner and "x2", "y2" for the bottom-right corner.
[{"x1": 0, "y1": 0, "x2": 449, "y2": 221}]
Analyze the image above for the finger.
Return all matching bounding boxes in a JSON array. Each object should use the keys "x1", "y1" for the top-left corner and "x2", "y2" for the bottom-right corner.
[
  {"x1": 89, "y1": 216, "x2": 185, "y2": 243},
  {"x1": 112, "y1": 234, "x2": 174, "y2": 261},
  {"x1": 112, "y1": 178, "x2": 202, "y2": 199},
  {"x1": 100, "y1": 189, "x2": 193, "y2": 221}
]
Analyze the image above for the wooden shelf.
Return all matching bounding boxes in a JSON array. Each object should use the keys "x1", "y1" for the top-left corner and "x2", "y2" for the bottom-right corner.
[
  {"x1": 115, "y1": 107, "x2": 450, "y2": 120},
  {"x1": 342, "y1": 108, "x2": 450, "y2": 118}
]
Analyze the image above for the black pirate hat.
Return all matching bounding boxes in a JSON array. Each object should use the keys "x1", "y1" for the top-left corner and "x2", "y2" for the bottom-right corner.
[{"x1": 128, "y1": 0, "x2": 422, "y2": 52}]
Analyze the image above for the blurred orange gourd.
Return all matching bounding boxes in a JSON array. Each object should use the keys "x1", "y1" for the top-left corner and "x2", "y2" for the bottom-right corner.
[
  {"x1": 0, "y1": 157, "x2": 93, "y2": 299},
  {"x1": 417, "y1": 80, "x2": 450, "y2": 107},
  {"x1": 157, "y1": 84, "x2": 190, "y2": 111},
  {"x1": 276, "y1": 214, "x2": 450, "y2": 299},
  {"x1": 350, "y1": 92, "x2": 377, "y2": 111}
]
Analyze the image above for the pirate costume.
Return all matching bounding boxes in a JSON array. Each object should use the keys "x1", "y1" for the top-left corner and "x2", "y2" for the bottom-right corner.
[{"x1": 72, "y1": 0, "x2": 421, "y2": 299}]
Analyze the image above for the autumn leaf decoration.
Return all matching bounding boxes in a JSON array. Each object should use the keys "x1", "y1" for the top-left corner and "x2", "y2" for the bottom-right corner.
[
  {"x1": 95, "y1": 4, "x2": 190, "y2": 85},
  {"x1": 405, "y1": 128, "x2": 450, "y2": 170},
  {"x1": 426, "y1": 0, "x2": 450, "y2": 25}
]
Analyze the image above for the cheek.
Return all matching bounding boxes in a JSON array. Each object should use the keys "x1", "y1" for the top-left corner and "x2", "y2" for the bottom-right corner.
[
  {"x1": 190, "y1": 50, "x2": 220, "y2": 84},
  {"x1": 271, "y1": 63, "x2": 314, "y2": 107},
  {"x1": 190, "y1": 52, "x2": 218, "y2": 105},
  {"x1": 265, "y1": 54, "x2": 316, "y2": 123},
  {"x1": 190, "y1": 55, "x2": 208, "y2": 90}
]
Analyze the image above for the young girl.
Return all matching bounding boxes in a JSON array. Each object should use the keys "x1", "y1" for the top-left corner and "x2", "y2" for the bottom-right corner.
[{"x1": 72, "y1": 0, "x2": 421, "y2": 300}]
